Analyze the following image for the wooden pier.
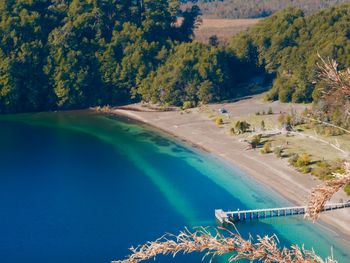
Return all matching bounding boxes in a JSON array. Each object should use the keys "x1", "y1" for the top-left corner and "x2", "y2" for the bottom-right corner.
[{"x1": 215, "y1": 202, "x2": 350, "y2": 224}]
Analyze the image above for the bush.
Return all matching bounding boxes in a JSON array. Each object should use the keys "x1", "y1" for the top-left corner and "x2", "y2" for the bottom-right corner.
[
  {"x1": 255, "y1": 111, "x2": 261, "y2": 116},
  {"x1": 229, "y1": 127, "x2": 236, "y2": 135},
  {"x1": 289, "y1": 153, "x2": 313, "y2": 173},
  {"x1": 296, "y1": 153, "x2": 311, "y2": 167},
  {"x1": 250, "y1": 134, "x2": 262, "y2": 148},
  {"x1": 268, "y1": 107, "x2": 273, "y2": 115},
  {"x1": 274, "y1": 147, "x2": 283, "y2": 158},
  {"x1": 288, "y1": 154, "x2": 299, "y2": 166},
  {"x1": 260, "y1": 142, "x2": 272, "y2": 154},
  {"x1": 344, "y1": 184, "x2": 350, "y2": 196},
  {"x1": 182, "y1": 101, "x2": 194, "y2": 110},
  {"x1": 278, "y1": 114, "x2": 292, "y2": 126},
  {"x1": 216, "y1": 117, "x2": 224, "y2": 126},
  {"x1": 260, "y1": 120, "x2": 265, "y2": 130},
  {"x1": 300, "y1": 166, "x2": 312, "y2": 174},
  {"x1": 235, "y1": 120, "x2": 251, "y2": 134}
]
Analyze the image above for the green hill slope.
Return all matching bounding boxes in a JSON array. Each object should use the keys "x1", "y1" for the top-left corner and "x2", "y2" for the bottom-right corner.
[{"x1": 229, "y1": 4, "x2": 350, "y2": 102}]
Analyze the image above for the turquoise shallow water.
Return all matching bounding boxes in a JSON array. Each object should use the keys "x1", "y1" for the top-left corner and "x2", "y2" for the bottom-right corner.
[{"x1": 0, "y1": 110, "x2": 349, "y2": 263}]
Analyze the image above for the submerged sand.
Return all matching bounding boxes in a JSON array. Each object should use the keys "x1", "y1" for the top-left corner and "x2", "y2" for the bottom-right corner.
[{"x1": 105, "y1": 95, "x2": 350, "y2": 243}]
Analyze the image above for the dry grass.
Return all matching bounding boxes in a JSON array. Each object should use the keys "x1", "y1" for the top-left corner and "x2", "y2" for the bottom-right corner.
[
  {"x1": 113, "y1": 227, "x2": 335, "y2": 263},
  {"x1": 305, "y1": 162, "x2": 350, "y2": 221},
  {"x1": 195, "y1": 18, "x2": 260, "y2": 44}
]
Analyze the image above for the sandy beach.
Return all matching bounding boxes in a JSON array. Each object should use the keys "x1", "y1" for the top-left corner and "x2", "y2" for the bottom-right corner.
[{"x1": 105, "y1": 95, "x2": 350, "y2": 242}]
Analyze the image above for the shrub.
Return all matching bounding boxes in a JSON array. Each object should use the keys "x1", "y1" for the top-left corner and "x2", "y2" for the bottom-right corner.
[
  {"x1": 216, "y1": 117, "x2": 224, "y2": 126},
  {"x1": 260, "y1": 120, "x2": 265, "y2": 130},
  {"x1": 268, "y1": 107, "x2": 273, "y2": 115},
  {"x1": 229, "y1": 127, "x2": 235, "y2": 135},
  {"x1": 311, "y1": 165, "x2": 333, "y2": 180},
  {"x1": 278, "y1": 114, "x2": 292, "y2": 125},
  {"x1": 300, "y1": 166, "x2": 312, "y2": 174},
  {"x1": 260, "y1": 142, "x2": 272, "y2": 154},
  {"x1": 274, "y1": 147, "x2": 283, "y2": 158},
  {"x1": 255, "y1": 111, "x2": 261, "y2": 116},
  {"x1": 235, "y1": 120, "x2": 250, "y2": 134},
  {"x1": 344, "y1": 184, "x2": 350, "y2": 196},
  {"x1": 296, "y1": 153, "x2": 311, "y2": 167},
  {"x1": 182, "y1": 101, "x2": 194, "y2": 110},
  {"x1": 288, "y1": 154, "x2": 299, "y2": 166},
  {"x1": 251, "y1": 134, "x2": 262, "y2": 148}
]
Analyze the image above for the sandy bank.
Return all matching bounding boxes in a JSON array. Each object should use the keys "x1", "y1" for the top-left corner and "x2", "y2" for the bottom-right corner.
[{"x1": 107, "y1": 97, "x2": 350, "y2": 243}]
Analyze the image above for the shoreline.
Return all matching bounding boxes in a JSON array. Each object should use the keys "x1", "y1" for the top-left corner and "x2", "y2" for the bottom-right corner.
[{"x1": 103, "y1": 103, "x2": 350, "y2": 244}]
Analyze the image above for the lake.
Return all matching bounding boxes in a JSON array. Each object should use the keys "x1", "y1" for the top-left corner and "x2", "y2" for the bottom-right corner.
[{"x1": 0, "y1": 110, "x2": 349, "y2": 263}]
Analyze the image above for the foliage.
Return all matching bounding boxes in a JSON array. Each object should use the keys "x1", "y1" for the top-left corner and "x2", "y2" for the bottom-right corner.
[
  {"x1": 229, "y1": 4, "x2": 350, "y2": 103},
  {"x1": 235, "y1": 120, "x2": 250, "y2": 134},
  {"x1": 0, "y1": 0, "x2": 201, "y2": 113},
  {"x1": 182, "y1": 101, "x2": 194, "y2": 110},
  {"x1": 268, "y1": 107, "x2": 273, "y2": 115},
  {"x1": 215, "y1": 117, "x2": 224, "y2": 126},
  {"x1": 137, "y1": 42, "x2": 258, "y2": 106},
  {"x1": 311, "y1": 161, "x2": 337, "y2": 181},
  {"x1": 250, "y1": 134, "x2": 262, "y2": 148},
  {"x1": 344, "y1": 184, "x2": 350, "y2": 195},
  {"x1": 260, "y1": 142, "x2": 271, "y2": 154},
  {"x1": 289, "y1": 153, "x2": 312, "y2": 173},
  {"x1": 260, "y1": 120, "x2": 265, "y2": 130},
  {"x1": 296, "y1": 153, "x2": 311, "y2": 167},
  {"x1": 274, "y1": 147, "x2": 283, "y2": 158},
  {"x1": 278, "y1": 114, "x2": 292, "y2": 126}
]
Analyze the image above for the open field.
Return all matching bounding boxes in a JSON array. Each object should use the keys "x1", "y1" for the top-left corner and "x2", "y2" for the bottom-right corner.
[
  {"x1": 195, "y1": 18, "x2": 261, "y2": 44},
  {"x1": 203, "y1": 95, "x2": 349, "y2": 162}
]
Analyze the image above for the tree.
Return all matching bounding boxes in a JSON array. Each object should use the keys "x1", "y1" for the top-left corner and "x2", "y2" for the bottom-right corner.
[
  {"x1": 235, "y1": 120, "x2": 250, "y2": 134},
  {"x1": 0, "y1": 0, "x2": 62, "y2": 113},
  {"x1": 208, "y1": 35, "x2": 219, "y2": 47}
]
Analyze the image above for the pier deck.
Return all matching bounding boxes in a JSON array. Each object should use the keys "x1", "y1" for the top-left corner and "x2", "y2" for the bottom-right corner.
[{"x1": 215, "y1": 202, "x2": 350, "y2": 224}]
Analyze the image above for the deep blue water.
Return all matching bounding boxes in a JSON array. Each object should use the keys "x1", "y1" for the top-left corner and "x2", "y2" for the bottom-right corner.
[{"x1": 0, "y1": 111, "x2": 349, "y2": 263}]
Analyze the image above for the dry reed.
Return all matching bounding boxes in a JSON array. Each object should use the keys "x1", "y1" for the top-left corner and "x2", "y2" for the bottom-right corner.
[
  {"x1": 317, "y1": 55, "x2": 350, "y2": 97},
  {"x1": 113, "y1": 227, "x2": 335, "y2": 263},
  {"x1": 305, "y1": 163, "x2": 350, "y2": 221}
]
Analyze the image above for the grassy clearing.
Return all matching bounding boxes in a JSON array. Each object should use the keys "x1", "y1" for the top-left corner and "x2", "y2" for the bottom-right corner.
[{"x1": 195, "y1": 18, "x2": 260, "y2": 44}]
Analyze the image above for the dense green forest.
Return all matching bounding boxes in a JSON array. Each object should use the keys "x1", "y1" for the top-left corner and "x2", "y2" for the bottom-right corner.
[
  {"x1": 229, "y1": 4, "x2": 350, "y2": 103},
  {"x1": 181, "y1": 0, "x2": 349, "y2": 19},
  {"x1": 0, "y1": 0, "x2": 260, "y2": 113},
  {"x1": 1, "y1": 1, "x2": 350, "y2": 114}
]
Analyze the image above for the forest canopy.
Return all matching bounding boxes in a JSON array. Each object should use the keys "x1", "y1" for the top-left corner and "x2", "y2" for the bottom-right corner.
[
  {"x1": 0, "y1": 1, "x2": 350, "y2": 113},
  {"x1": 0, "y1": 0, "x2": 261, "y2": 113},
  {"x1": 0, "y1": 0, "x2": 202, "y2": 112},
  {"x1": 229, "y1": 4, "x2": 350, "y2": 103}
]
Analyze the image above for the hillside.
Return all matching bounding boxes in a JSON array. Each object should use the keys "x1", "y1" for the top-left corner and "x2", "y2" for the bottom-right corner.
[
  {"x1": 229, "y1": 4, "x2": 350, "y2": 103},
  {"x1": 182, "y1": 0, "x2": 350, "y2": 19}
]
